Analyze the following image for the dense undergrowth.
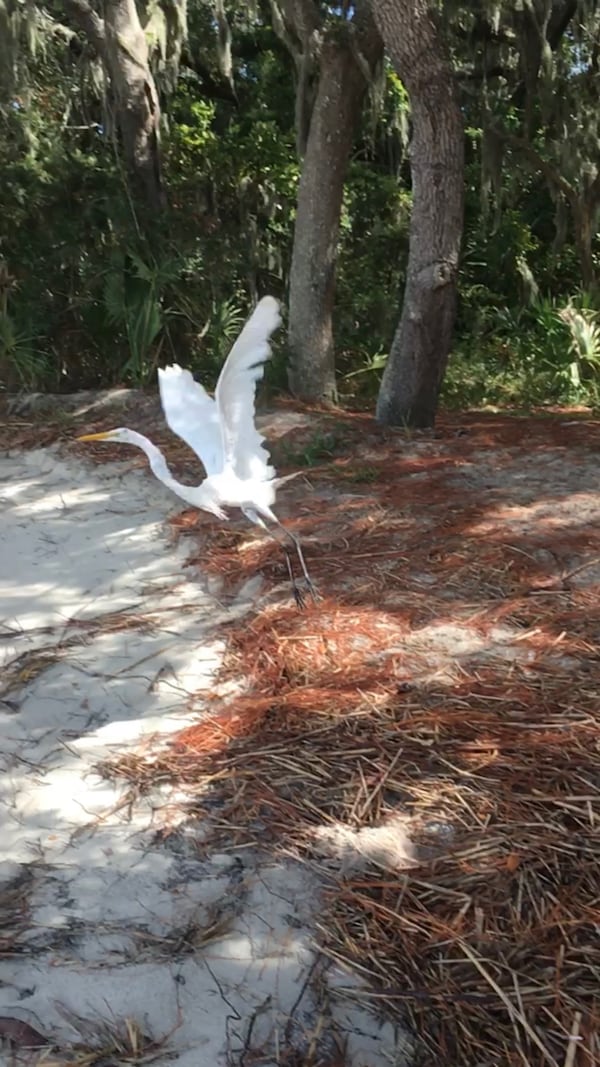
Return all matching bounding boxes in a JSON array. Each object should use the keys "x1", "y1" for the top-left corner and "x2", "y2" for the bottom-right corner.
[{"x1": 1, "y1": 4, "x2": 599, "y2": 413}]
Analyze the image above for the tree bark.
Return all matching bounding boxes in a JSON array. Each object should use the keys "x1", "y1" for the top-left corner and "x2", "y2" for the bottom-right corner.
[
  {"x1": 572, "y1": 198, "x2": 598, "y2": 292},
  {"x1": 282, "y1": 4, "x2": 381, "y2": 402},
  {"x1": 64, "y1": 0, "x2": 165, "y2": 212},
  {"x1": 287, "y1": 35, "x2": 371, "y2": 400},
  {"x1": 104, "y1": 0, "x2": 165, "y2": 212},
  {"x1": 63, "y1": 0, "x2": 106, "y2": 53},
  {"x1": 371, "y1": 0, "x2": 464, "y2": 428}
]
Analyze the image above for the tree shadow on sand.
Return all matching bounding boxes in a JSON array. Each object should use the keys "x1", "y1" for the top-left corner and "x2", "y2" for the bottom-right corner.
[{"x1": 98, "y1": 409, "x2": 600, "y2": 1067}]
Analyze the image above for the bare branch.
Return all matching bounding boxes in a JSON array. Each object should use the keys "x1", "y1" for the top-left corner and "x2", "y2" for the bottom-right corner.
[
  {"x1": 280, "y1": 0, "x2": 321, "y2": 43},
  {"x1": 268, "y1": 2, "x2": 296, "y2": 73}
]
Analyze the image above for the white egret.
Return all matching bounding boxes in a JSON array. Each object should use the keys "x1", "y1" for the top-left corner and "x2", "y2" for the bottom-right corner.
[{"x1": 77, "y1": 296, "x2": 317, "y2": 607}]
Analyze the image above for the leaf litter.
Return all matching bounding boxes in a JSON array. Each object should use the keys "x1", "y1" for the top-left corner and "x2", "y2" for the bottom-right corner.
[
  {"x1": 78, "y1": 404, "x2": 600, "y2": 1066},
  {"x1": 0, "y1": 400, "x2": 581, "y2": 1066}
]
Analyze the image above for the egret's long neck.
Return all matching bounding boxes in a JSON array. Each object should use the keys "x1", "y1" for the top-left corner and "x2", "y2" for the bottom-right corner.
[{"x1": 126, "y1": 430, "x2": 203, "y2": 508}]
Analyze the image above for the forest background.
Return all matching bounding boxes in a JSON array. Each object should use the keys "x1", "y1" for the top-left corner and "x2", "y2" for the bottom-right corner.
[{"x1": 1, "y1": 0, "x2": 599, "y2": 426}]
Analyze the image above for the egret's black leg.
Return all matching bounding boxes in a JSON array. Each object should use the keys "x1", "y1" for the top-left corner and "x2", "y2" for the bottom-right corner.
[
  {"x1": 273, "y1": 521, "x2": 319, "y2": 603},
  {"x1": 243, "y1": 508, "x2": 306, "y2": 608},
  {"x1": 281, "y1": 543, "x2": 305, "y2": 608}
]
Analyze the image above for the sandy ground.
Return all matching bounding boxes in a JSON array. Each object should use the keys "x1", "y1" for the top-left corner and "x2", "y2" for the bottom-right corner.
[{"x1": 0, "y1": 446, "x2": 411, "y2": 1066}]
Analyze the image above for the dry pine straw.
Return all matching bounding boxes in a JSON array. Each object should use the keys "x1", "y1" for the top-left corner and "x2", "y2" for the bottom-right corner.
[{"x1": 92, "y1": 411, "x2": 600, "y2": 1067}]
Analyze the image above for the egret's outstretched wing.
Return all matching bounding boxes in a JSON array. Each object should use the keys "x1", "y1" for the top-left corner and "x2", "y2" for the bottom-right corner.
[
  {"x1": 157, "y1": 364, "x2": 224, "y2": 477},
  {"x1": 215, "y1": 296, "x2": 281, "y2": 481}
]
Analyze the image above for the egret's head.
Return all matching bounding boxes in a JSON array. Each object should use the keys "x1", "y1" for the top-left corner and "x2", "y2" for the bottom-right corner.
[{"x1": 77, "y1": 427, "x2": 134, "y2": 445}]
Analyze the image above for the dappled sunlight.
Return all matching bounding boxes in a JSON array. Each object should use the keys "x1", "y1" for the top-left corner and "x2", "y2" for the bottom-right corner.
[
  {"x1": 0, "y1": 449, "x2": 197, "y2": 629},
  {"x1": 0, "y1": 441, "x2": 229, "y2": 868},
  {"x1": 466, "y1": 491, "x2": 600, "y2": 535},
  {"x1": 149, "y1": 624, "x2": 598, "y2": 1066},
  {"x1": 9, "y1": 480, "x2": 113, "y2": 513},
  {"x1": 1, "y1": 411, "x2": 599, "y2": 1066},
  {"x1": 99, "y1": 408, "x2": 600, "y2": 1067},
  {"x1": 0, "y1": 440, "x2": 403, "y2": 1067}
]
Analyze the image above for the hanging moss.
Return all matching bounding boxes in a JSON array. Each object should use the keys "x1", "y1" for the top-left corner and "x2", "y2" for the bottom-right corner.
[
  {"x1": 481, "y1": 123, "x2": 504, "y2": 231},
  {"x1": 144, "y1": 0, "x2": 188, "y2": 95}
]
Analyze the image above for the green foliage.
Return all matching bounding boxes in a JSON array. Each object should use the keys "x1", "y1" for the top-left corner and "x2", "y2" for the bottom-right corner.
[
  {"x1": 0, "y1": 0, "x2": 599, "y2": 416},
  {"x1": 342, "y1": 347, "x2": 388, "y2": 401},
  {"x1": 0, "y1": 312, "x2": 44, "y2": 387},
  {"x1": 205, "y1": 298, "x2": 245, "y2": 357},
  {"x1": 102, "y1": 252, "x2": 170, "y2": 384},
  {"x1": 0, "y1": 259, "x2": 45, "y2": 387},
  {"x1": 0, "y1": 10, "x2": 296, "y2": 391},
  {"x1": 0, "y1": 3, "x2": 413, "y2": 394},
  {"x1": 283, "y1": 431, "x2": 342, "y2": 468},
  {"x1": 346, "y1": 289, "x2": 600, "y2": 412},
  {"x1": 558, "y1": 303, "x2": 600, "y2": 401},
  {"x1": 336, "y1": 160, "x2": 411, "y2": 374},
  {"x1": 443, "y1": 294, "x2": 600, "y2": 410}
]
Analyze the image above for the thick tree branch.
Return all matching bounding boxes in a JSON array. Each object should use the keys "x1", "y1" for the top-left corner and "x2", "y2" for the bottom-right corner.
[
  {"x1": 280, "y1": 0, "x2": 321, "y2": 43},
  {"x1": 452, "y1": 1, "x2": 578, "y2": 105},
  {"x1": 269, "y1": 0, "x2": 303, "y2": 72},
  {"x1": 62, "y1": 0, "x2": 106, "y2": 55},
  {"x1": 213, "y1": 0, "x2": 233, "y2": 85},
  {"x1": 286, "y1": 0, "x2": 381, "y2": 400},
  {"x1": 269, "y1": 0, "x2": 323, "y2": 156},
  {"x1": 453, "y1": 23, "x2": 516, "y2": 46},
  {"x1": 547, "y1": 0, "x2": 578, "y2": 50},
  {"x1": 587, "y1": 170, "x2": 600, "y2": 209}
]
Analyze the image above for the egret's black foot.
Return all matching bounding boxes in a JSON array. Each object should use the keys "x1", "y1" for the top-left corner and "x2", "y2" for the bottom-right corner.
[
  {"x1": 292, "y1": 582, "x2": 306, "y2": 610},
  {"x1": 306, "y1": 578, "x2": 320, "y2": 604}
]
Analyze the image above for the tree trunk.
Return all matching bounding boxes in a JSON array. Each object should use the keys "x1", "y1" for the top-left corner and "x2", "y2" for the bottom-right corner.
[
  {"x1": 104, "y1": 0, "x2": 166, "y2": 212},
  {"x1": 371, "y1": 0, "x2": 464, "y2": 428},
  {"x1": 567, "y1": 200, "x2": 593, "y2": 290},
  {"x1": 287, "y1": 39, "x2": 360, "y2": 400},
  {"x1": 571, "y1": 196, "x2": 598, "y2": 292},
  {"x1": 287, "y1": 16, "x2": 381, "y2": 402},
  {"x1": 65, "y1": 0, "x2": 165, "y2": 212}
]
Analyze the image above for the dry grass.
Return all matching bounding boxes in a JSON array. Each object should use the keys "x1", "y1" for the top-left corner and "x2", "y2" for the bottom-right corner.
[
  {"x1": 0, "y1": 608, "x2": 166, "y2": 705},
  {"x1": 0, "y1": 868, "x2": 36, "y2": 960},
  {"x1": 72, "y1": 407, "x2": 600, "y2": 1065},
  {"x1": 35, "y1": 1013, "x2": 175, "y2": 1066},
  {"x1": 0, "y1": 1009, "x2": 174, "y2": 1066}
]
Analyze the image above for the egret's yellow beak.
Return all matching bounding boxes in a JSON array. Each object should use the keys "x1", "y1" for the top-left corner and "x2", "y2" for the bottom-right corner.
[{"x1": 76, "y1": 431, "x2": 112, "y2": 442}]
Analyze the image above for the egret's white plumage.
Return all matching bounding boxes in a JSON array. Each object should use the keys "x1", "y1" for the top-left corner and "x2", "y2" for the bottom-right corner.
[
  {"x1": 157, "y1": 364, "x2": 223, "y2": 476},
  {"x1": 77, "y1": 296, "x2": 316, "y2": 606},
  {"x1": 215, "y1": 296, "x2": 279, "y2": 482}
]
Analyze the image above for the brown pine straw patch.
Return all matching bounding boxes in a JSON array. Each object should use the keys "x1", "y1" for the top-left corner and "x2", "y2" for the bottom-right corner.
[{"x1": 95, "y1": 410, "x2": 600, "y2": 1067}]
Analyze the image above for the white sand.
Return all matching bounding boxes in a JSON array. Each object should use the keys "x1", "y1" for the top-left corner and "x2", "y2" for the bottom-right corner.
[{"x1": 0, "y1": 446, "x2": 413, "y2": 1066}]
